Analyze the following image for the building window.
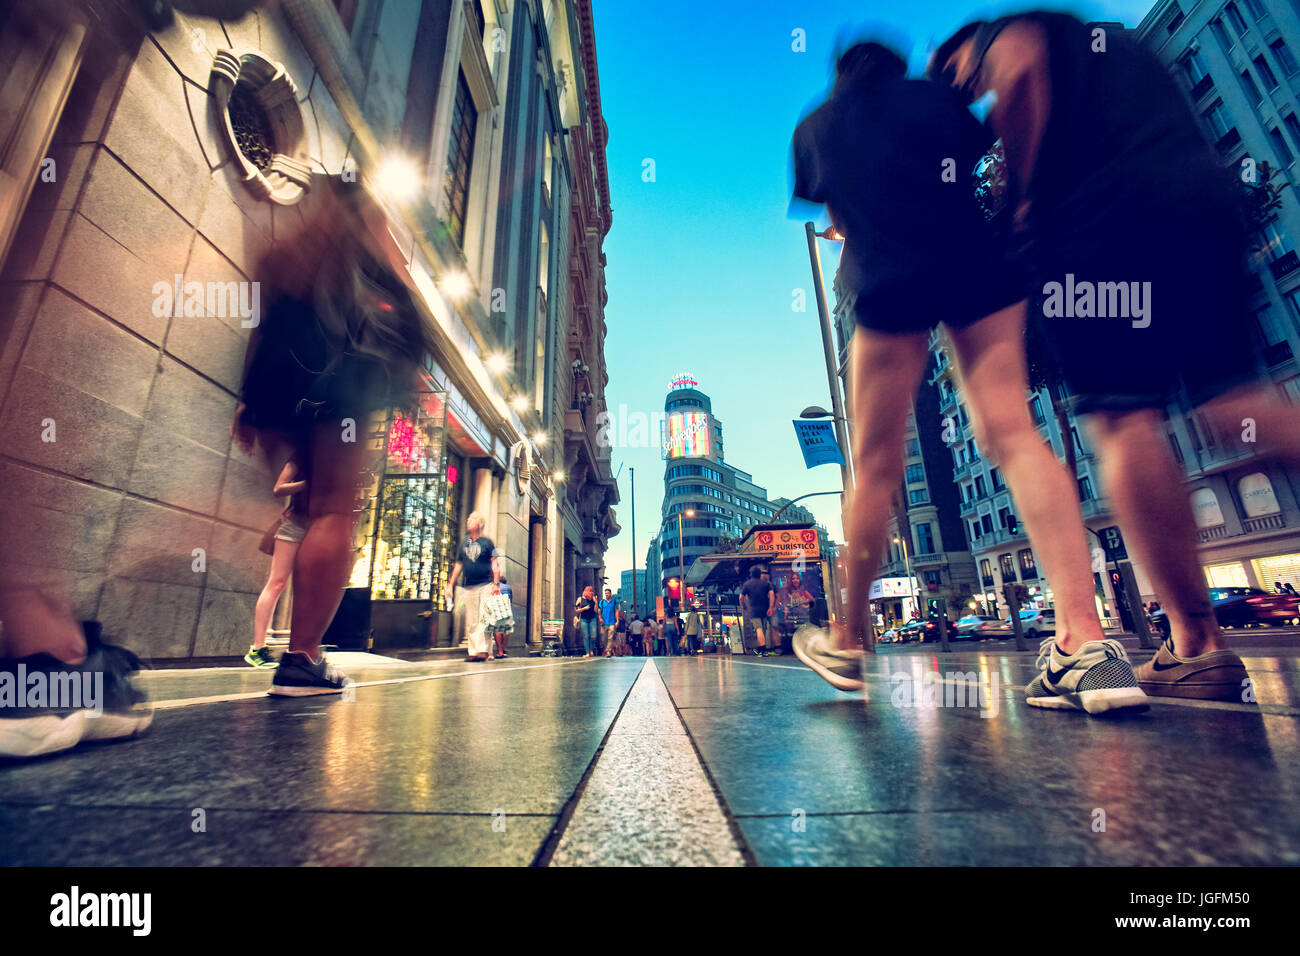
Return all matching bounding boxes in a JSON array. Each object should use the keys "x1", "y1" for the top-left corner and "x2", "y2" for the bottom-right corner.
[
  {"x1": 1167, "y1": 7, "x2": 1185, "y2": 35},
  {"x1": 999, "y1": 553, "x2": 1016, "y2": 580},
  {"x1": 981, "y1": 514, "x2": 994, "y2": 535},
  {"x1": 1239, "y1": 472, "x2": 1282, "y2": 516},
  {"x1": 1263, "y1": 221, "x2": 1294, "y2": 258},
  {"x1": 1030, "y1": 395, "x2": 1045, "y2": 424},
  {"x1": 362, "y1": 392, "x2": 458, "y2": 605},
  {"x1": 1168, "y1": 432, "x2": 1184, "y2": 464},
  {"x1": 1190, "y1": 487, "x2": 1226, "y2": 528},
  {"x1": 1256, "y1": 55, "x2": 1280, "y2": 90},
  {"x1": 990, "y1": 467, "x2": 1004, "y2": 490},
  {"x1": 1019, "y1": 549, "x2": 1037, "y2": 576},
  {"x1": 971, "y1": 521, "x2": 981, "y2": 541},
  {"x1": 909, "y1": 489, "x2": 929, "y2": 504},
  {"x1": 916, "y1": 523, "x2": 935, "y2": 554},
  {"x1": 1243, "y1": 0, "x2": 1265, "y2": 18},
  {"x1": 1275, "y1": 40, "x2": 1300, "y2": 77},
  {"x1": 1255, "y1": 305, "x2": 1288, "y2": 346},
  {"x1": 905, "y1": 437, "x2": 920, "y2": 457},
  {"x1": 1078, "y1": 476, "x2": 1094, "y2": 500},
  {"x1": 1270, "y1": 126, "x2": 1294, "y2": 165},
  {"x1": 1204, "y1": 100, "x2": 1235, "y2": 139},
  {"x1": 1240, "y1": 68, "x2": 1263, "y2": 105},
  {"x1": 1210, "y1": 18, "x2": 1233, "y2": 52},
  {"x1": 905, "y1": 463, "x2": 925, "y2": 484},
  {"x1": 443, "y1": 71, "x2": 478, "y2": 248},
  {"x1": 1282, "y1": 377, "x2": 1300, "y2": 404},
  {"x1": 1182, "y1": 48, "x2": 1207, "y2": 84},
  {"x1": 1286, "y1": 115, "x2": 1300, "y2": 157},
  {"x1": 975, "y1": 475, "x2": 987, "y2": 498},
  {"x1": 979, "y1": 558, "x2": 994, "y2": 584},
  {"x1": 998, "y1": 506, "x2": 1013, "y2": 529},
  {"x1": 1226, "y1": 3, "x2": 1249, "y2": 37}
]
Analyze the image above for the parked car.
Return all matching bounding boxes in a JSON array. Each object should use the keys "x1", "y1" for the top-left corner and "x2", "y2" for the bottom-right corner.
[
  {"x1": 955, "y1": 614, "x2": 1012, "y2": 639},
  {"x1": 1148, "y1": 587, "x2": 1300, "y2": 638},
  {"x1": 1006, "y1": 607, "x2": 1055, "y2": 640},
  {"x1": 893, "y1": 620, "x2": 931, "y2": 643}
]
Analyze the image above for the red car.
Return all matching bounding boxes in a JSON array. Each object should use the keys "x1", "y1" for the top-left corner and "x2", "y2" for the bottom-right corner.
[{"x1": 1150, "y1": 587, "x2": 1300, "y2": 638}]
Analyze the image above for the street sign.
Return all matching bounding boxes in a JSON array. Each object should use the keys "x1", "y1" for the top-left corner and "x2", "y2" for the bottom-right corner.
[
  {"x1": 792, "y1": 419, "x2": 845, "y2": 469},
  {"x1": 753, "y1": 528, "x2": 820, "y2": 560},
  {"x1": 1099, "y1": 525, "x2": 1128, "y2": 561}
]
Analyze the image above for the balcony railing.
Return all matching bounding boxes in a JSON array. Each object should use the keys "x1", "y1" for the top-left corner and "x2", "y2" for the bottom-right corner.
[
  {"x1": 1216, "y1": 127, "x2": 1242, "y2": 153},
  {"x1": 1264, "y1": 340, "x2": 1295, "y2": 366},
  {"x1": 1269, "y1": 250, "x2": 1300, "y2": 281},
  {"x1": 1243, "y1": 512, "x2": 1286, "y2": 533},
  {"x1": 1198, "y1": 523, "x2": 1229, "y2": 542},
  {"x1": 1189, "y1": 73, "x2": 1214, "y2": 100}
]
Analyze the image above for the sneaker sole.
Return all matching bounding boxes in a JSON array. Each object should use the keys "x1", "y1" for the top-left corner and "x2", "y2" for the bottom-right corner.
[
  {"x1": 1026, "y1": 687, "x2": 1149, "y2": 715},
  {"x1": 792, "y1": 635, "x2": 865, "y2": 693},
  {"x1": 1138, "y1": 679, "x2": 1253, "y2": 701},
  {"x1": 268, "y1": 683, "x2": 350, "y2": 697},
  {"x1": 0, "y1": 708, "x2": 152, "y2": 758}
]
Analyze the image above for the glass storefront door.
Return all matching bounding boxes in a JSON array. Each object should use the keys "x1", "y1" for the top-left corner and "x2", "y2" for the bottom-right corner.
[{"x1": 350, "y1": 389, "x2": 455, "y2": 606}]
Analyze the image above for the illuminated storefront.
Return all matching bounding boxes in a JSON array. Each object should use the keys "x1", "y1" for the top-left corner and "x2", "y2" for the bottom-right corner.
[{"x1": 347, "y1": 388, "x2": 465, "y2": 646}]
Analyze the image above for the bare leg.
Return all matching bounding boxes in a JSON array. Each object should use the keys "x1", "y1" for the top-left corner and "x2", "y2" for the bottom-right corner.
[
  {"x1": 946, "y1": 302, "x2": 1105, "y2": 653},
  {"x1": 1087, "y1": 410, "x2": 1222, "y2": 656},
  {"x1": 841, "y1": 326, "x2": 933, "y2": 651},
  {"x1": 253, "y1": 539, "x2": 298, "y2": 649},
  {"x1": 0, "y1": 588, "x2": 85, "y2": 663},
  {"x1": 288, "y1": 423, "x2": 370, "y2": 659}
]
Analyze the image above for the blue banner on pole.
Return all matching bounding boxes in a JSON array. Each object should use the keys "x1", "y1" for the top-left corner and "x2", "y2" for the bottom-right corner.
[{"x1": 792, "y1": 419, "x2": 845, "y2": 469}]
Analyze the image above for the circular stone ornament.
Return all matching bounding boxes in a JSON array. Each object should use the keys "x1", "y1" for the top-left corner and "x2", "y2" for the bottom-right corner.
[{"x1": 209, "y1": 49, "x2": 312, "y2": 205}]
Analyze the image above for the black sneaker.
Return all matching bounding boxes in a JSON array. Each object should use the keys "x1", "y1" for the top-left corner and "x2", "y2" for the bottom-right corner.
[
  {"x1": 269, "y1": 650, "x2": 353, "y2": 697},
  {"x1": 0, "y1": 623, "x2": 153, "y2": 759}
]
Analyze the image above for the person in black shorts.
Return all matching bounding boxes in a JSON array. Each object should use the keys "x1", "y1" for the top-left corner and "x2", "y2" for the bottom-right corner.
[
  {"x1": 929, "y1": 12, "x2": 1293, "y2": 703},
  {"x1": 789, "y1": 41, "x2": 1135, "y2": 712}
]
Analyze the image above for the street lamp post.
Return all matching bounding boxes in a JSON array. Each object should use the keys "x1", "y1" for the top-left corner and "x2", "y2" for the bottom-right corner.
[
  {"x1": 804, "y1": 222, "x2": 854, "y2": 493},
  {"x1": 676, "y1": 507, "x2": 695, "y2": 613},
  {"x1": 894, "y1": 534, "x2": 916, "y2": 624}
]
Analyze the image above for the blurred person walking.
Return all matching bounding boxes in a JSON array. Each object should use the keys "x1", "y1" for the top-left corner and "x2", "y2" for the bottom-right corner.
[
  {"x1": 929, "y1": 12, "x2": 1281, "y2": 701},
  {"x1": 234, "y1": 175, "x2": 434, "y2": 695},
  {"x1": 789, "y1": 41, "x2": 1144, "y2": 714},
  {"x1": 487, "y1": 571, "x2": 514, "y2": 659},
  {"x1": 628, "y1": 615, "x2": 645, "y2": 656}
]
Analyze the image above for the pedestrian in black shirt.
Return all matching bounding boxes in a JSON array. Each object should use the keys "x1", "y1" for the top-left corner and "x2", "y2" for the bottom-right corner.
[
  {"x1": 446, "y1": 511, "x2": 500, "y2": 661},
  {"x1": 740, "y1": 566, "x2": 775, "y2": 656},
  {"x1": 789, "y1": 41, "x2": 1105, "y2": 701}
]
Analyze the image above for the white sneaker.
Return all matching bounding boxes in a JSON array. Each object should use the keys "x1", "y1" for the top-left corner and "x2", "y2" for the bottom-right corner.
[
  {"x1": 1025, "y1": 638, "x2": 1149, "y2": 715},
  {"x1": 792, "y1": 626, "x2": 865, "y2": 693}
]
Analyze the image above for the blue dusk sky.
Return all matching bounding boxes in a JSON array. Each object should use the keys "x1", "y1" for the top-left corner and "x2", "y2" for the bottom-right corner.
[{"x1": 589, "y1": 0, "x2": 1159, "y2": 587}]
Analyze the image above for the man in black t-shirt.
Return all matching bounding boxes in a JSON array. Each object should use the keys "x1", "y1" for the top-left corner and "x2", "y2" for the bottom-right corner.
[
  {"x1": 446, "y1": 511, "x2": 500, "y2": 662},
  {"x1": 740, "y1": 566, "x2": 776, "y2": 656},
  {"x1": 789, "y1": 41, "x2": 1107, "y2": 703}
]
